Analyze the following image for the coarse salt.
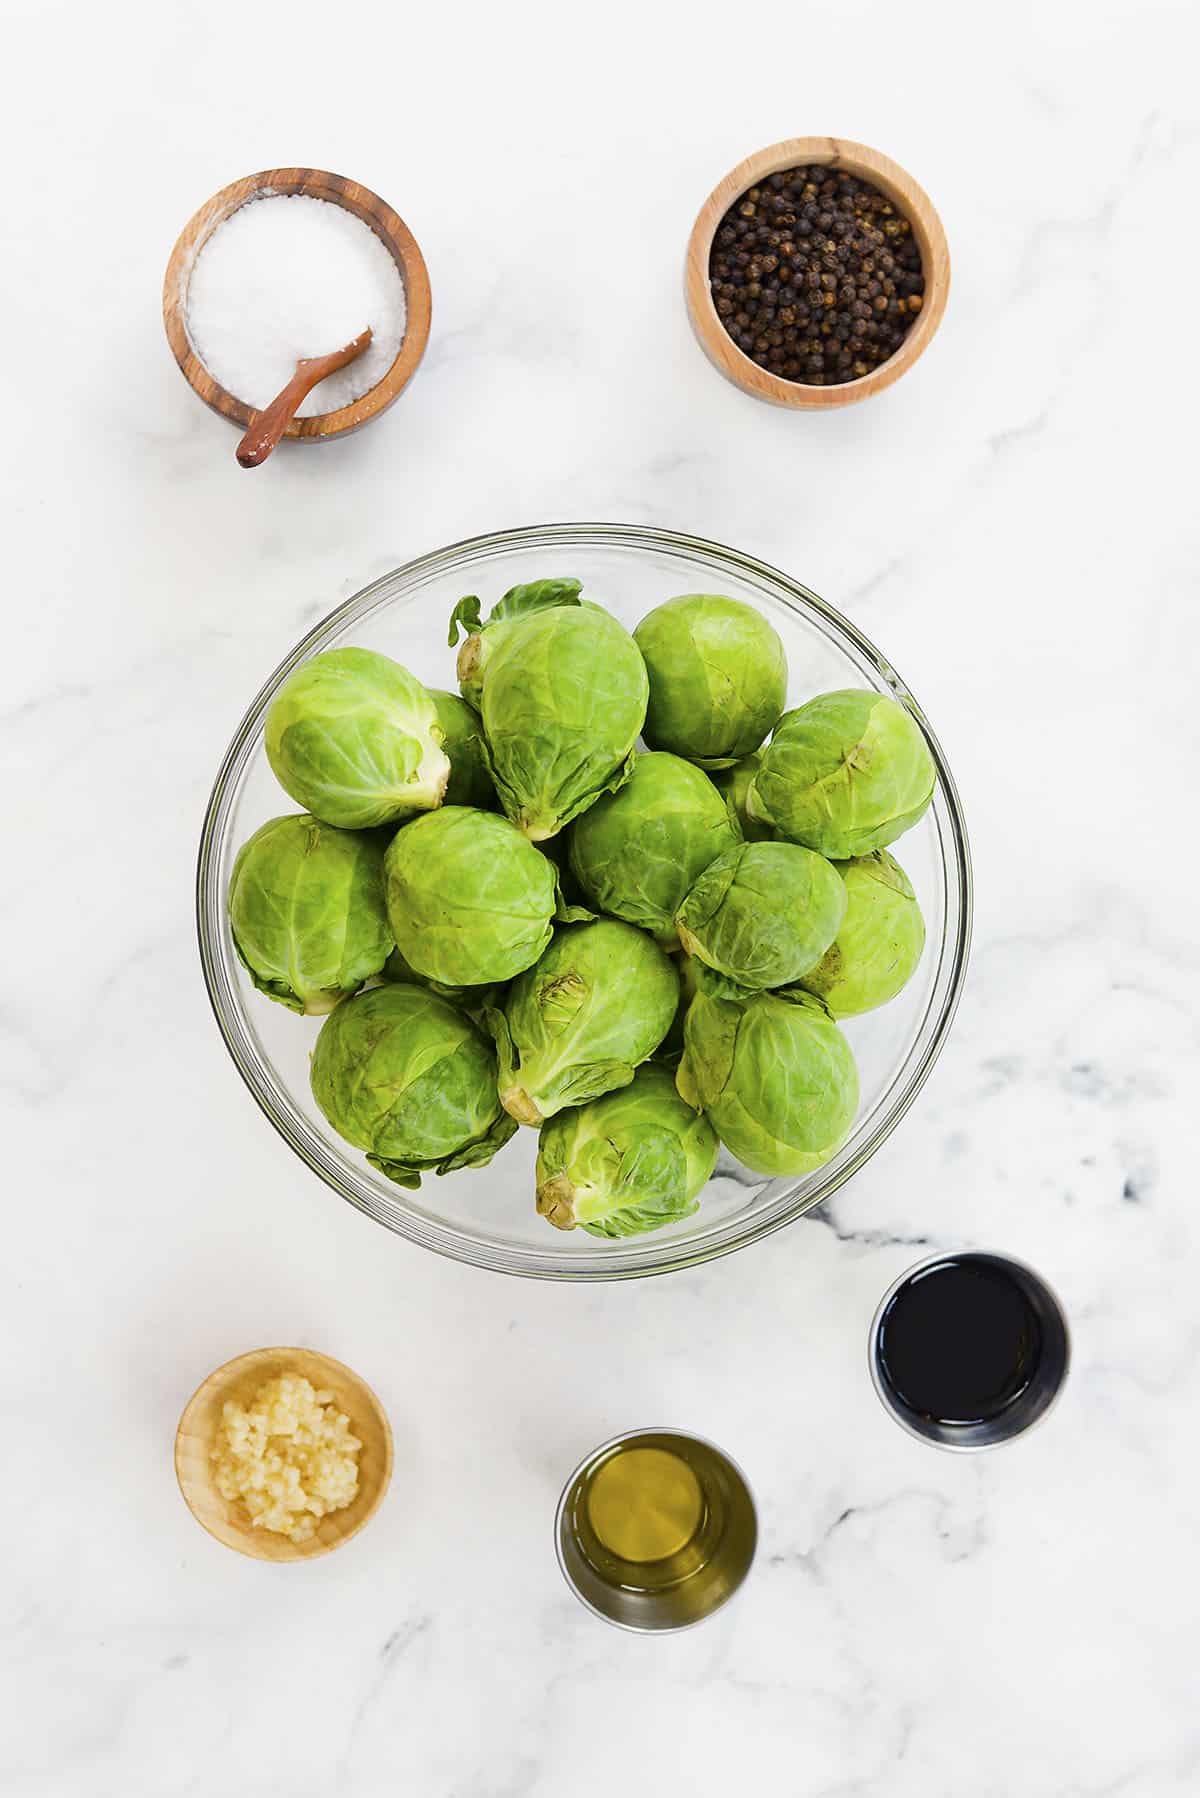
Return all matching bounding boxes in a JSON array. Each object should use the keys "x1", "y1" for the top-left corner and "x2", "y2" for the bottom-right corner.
[{"x1": 186, "y1": 193, "x2": 407, "y2": 416}]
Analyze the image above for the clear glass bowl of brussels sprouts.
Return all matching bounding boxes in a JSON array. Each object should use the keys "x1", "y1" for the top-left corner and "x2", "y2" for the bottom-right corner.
[{"x1": 197, "y1": 523, "x2": 971, "y2": 1280}]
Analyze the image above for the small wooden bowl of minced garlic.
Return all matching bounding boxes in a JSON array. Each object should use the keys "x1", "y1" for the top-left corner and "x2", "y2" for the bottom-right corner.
[{"x1": 175, "y1": 1347, "x2": 393, "y2": 1561}]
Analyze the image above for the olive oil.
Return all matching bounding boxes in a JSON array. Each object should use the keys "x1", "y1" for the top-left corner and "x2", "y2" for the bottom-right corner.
[
  {"x1": 585, "y1": 1447, "x2": 705, "y2": 1567},
  {"x1": 557, "y1": 1430, "x2": 757, "y2": 1629}
]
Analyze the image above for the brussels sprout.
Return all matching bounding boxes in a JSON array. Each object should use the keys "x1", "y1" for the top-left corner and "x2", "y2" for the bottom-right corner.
[
  {"x1": 747, "y1": 689, "x2": 935, "y2": 859},
  {"x1": 384, "y1": 806, "x2": 578, "y2": 987},
  {"x1": 568, "y1": 753, "x2": 740, "y2": 944},
  {"x1": 460, "y1": 596, "x2": 648, "y2": 841},
  {"x1": 229, "y1": 814, "x2": 392, "y2": 1015},
  {"x1": 675, "y1": 841, "x2": 846, "y2": 991},
  {"x1": 797, "y1": 850, "x2": 926, "y2": 1017},
  {"x1": 711, "y1": 753, "x2": 772, "y2": 843},
  {"x1": 489, "y1": 919, "x2": 679, "y2": 1125},
  {"x1": 468, "y1": 603, "x2": 648, "y2": 840},
  {"x1": 311, "y1": 983, "x2": 517, "y2": 1188},
  {"x1": 265, "y1": 647, "x2": 450, "y2": 830},
  {"x1": 429, "y1": 689, "x2": 494, "y2": 809},
  {"x1": 381, "y1": 945, "x2": 503, "y2": 1018},
  {"x1": 677, "y1": 987, "x2": 858, "y2": 1177},
  {"x1": 449, "y1": 579, "x2": 584, "y2": 709},
  {"x1": 536, "y1": 1065, "x2": 718, "y2": 1238},
  {"x1": 633, "y1": 594, "x2": 787, "y2": 768}
]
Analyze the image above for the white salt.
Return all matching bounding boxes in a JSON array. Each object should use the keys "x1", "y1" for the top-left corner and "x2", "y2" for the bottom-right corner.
[{"x1": 186, "y1": 194, "x2": 407, "y2": 417}]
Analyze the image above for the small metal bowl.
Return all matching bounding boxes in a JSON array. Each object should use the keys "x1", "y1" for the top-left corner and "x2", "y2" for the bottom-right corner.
[
  {"x1": 869, "y1": 1252, "x2": 1070, "y2": 1451},
  {"x1": 555, "y1": 1428, "x2": 757, "y2": 1632},
  {"x1": 162, "y1": 167, "x2": 431, "y2": 446}
]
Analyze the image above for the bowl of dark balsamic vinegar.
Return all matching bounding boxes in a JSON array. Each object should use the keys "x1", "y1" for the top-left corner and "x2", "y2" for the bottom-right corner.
[{"x1": 869, "y1": 1253, "x2": 1070, "y2": 1450}]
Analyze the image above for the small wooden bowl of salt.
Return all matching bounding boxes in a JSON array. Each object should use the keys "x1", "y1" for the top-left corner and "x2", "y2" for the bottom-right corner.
[{"x1": 163, "y1": 168, "x2": 430, "y2": 462}]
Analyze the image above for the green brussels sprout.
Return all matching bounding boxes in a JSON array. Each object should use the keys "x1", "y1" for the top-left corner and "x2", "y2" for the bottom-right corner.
[
  {"x1": 453, "y1": 587, "x2": 648, "y2": 840},
  {"x1": 675, "y1": 841, "x2": 847, "y2": 991},
  {"x1": 265, "y1": 647, "x2": 451, "y2": 830},
  {"x1": 228, "y1": 814, "x2": 393, "y2": 1015},
  {"x1": 711, "y1": 753, "x2": 772, "y2": 842},
  {"x1": 489, "y1": 919, "x2": 679, "y2": 1125},
  {"x1": 384, "y1": 806, "x2": 579, "y2": 987},
  {"x1": 429, "y1": 689, "x2": 494, "y2": 809},
  {"x1": 311, "y1": 983, "x2": 517, "y2": 1188},
  {"x1": 797, "y1": 850, "x2": 926, "y2": 1017},
  {"x1": 747, "y1": 689, "x2": 935, "y2": 859},
  {"x1": 568, "y1": 752, "x2": 740, "y2": 944},
  {"x1": 448, "y1": 579, "x2": 584, "y2": 709},
  {"x1": 380, "y1": 945, "x2": 503, "y2": 1018},
  {"x1": 677, "y1": 987, "x2": 858, "y2": 1177},
  {"x1": 536, "y1": 1064, "x2": 718, "y2": 1238},
  {"x1": 633, "y1": 594, "x2": 787, "y2": 768}
]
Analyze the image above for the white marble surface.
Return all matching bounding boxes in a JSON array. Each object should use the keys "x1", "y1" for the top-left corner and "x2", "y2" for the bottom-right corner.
[{"x1": 3, "y1": 2, "x2": 1199, "y2": 1792}]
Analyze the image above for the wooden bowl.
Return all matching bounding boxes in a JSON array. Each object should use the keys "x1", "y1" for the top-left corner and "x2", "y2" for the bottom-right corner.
[
  {"x1": 163, "y1": 168, "x2": 431, "y2": 443},
  {"x1": 175, "y1": 1346, "x2": 394, "y2": 1561},
  {"x1": 686, "y1": 137, "x2": 949, "y2": 409}
]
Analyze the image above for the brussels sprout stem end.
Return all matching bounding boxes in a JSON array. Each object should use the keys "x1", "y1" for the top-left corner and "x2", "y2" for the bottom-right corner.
[
  {"x1": 456, "y1": 635, "x2": 484, "y2": 690},
  {"x1": 501, "y1": 1085, "x2": 544, "y2": 1127},
  {"x1": 676, "y1": 922, "x2": 701, "y2": 960},
  {"x1": 536, "y1": 1174, "x2": 577, "y2": 1230}
]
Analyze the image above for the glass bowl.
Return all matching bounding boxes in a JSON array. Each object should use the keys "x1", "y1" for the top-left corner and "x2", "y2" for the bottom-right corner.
[{"x1": 197, "y1": 523, "x2": 971, "y2": 1280}]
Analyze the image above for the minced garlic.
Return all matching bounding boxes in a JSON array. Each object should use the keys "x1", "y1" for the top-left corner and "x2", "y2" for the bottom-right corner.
[{"x1": 211, "y1": 1373, "x2": 361, "y2": 1543}]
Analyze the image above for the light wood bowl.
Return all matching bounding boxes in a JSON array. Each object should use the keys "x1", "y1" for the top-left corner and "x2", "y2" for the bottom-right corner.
[
  {"x1": 163, "y1": 168, "x2": 431, "y2": 444},
  {"x1": 686, "y1": 137, "x2": 949, "y2": 409},
  {"x1": 175, "y1": 1347, "x2": 394, "y2": 1562}
]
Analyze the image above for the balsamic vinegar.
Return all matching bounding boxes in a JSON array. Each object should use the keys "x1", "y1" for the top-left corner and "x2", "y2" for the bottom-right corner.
[{"x1": 877, "y1": 1255, "x2": 1044, "y2": 1427}]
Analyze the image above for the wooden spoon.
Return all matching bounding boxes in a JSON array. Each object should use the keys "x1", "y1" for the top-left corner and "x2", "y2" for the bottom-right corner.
[{"x1": 235, "y1": 327, "x2": 373, "y2": 467}]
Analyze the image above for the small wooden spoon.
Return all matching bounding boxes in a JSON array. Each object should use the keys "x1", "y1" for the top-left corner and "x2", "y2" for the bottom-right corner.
[{"x1": 236, "y1": 326, "x2": 373, "y2": 467}]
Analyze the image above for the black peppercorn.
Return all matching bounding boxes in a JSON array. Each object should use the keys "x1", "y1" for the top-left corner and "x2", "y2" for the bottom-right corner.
[{"x1": 708, "y1": 162, "x2": 925, "y2": 385}]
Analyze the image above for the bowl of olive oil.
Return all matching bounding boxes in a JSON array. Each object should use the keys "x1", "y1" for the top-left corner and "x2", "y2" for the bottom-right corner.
[{"x1": 555, "y1": 1428, "x2": 757, "y2": 1632}]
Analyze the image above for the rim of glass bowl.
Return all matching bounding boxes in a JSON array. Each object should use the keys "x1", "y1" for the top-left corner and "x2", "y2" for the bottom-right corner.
[{"x1": 197, "y1": 522, "x2": 972, "y2": 1281}]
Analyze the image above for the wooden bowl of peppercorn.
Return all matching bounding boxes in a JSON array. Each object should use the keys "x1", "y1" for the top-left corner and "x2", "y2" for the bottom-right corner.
[{"x1": 686, "y1": 137, "x2": 949, "y2": 408}]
